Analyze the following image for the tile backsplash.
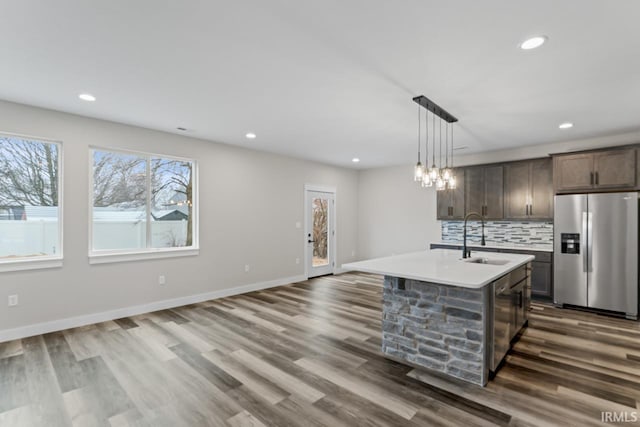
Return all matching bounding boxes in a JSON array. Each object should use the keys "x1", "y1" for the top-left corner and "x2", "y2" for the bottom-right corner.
[{"x1": 441, "y1": 220, "x2": 553, "y2": 248}]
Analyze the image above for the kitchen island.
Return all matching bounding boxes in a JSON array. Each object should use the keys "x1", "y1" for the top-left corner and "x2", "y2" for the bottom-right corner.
[{"x1": 343, "y1": 249, "x2": 534, "y2": 386}]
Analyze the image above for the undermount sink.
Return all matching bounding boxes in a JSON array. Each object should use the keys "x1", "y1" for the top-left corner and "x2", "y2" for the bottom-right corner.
[{"x1": 463, "y1": 257, "x2": 510, "y2": 266}]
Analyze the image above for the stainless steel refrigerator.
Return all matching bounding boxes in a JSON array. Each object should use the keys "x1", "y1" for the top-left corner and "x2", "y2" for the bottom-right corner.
[{"x1": 554, "y1": 192, "x2": 639, "y2": 320}]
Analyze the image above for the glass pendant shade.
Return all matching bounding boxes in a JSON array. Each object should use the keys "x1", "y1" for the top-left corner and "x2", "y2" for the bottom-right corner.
[
  {"x1": 448, "y1": 175, "x2": 457, "y2": 189},
  {"x1": 442, "y1": 168, "x2": 452, "y2": 181},
  {"x1": 421, "y1": 175, "x2": 433, "y2": 188},
  {"x1": 414, "y1": 162, "x2": 424, "y2": 181},
  {"x1": 428, "y1": 166, "x2": 439, "y2": 181},
  {"x1": 436, "y1": 176, "x2": 446, "y2": 190}
]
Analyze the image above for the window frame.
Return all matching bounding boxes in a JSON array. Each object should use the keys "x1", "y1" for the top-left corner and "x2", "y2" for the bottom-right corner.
[
  {"x1": 0, "y1": 131, "x2": 63, "y2": 272},
  {"x1": 88, "y1": 146, "x2": 199, "y2": 264}
]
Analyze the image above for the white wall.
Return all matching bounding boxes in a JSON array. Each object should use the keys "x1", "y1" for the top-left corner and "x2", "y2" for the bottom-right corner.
[
  {"x1": 357, "y1": 166, "x2": 441, "y2": 259},
  {"x1": 0, "y1": 100, "x2": 359, "y2": 335}
]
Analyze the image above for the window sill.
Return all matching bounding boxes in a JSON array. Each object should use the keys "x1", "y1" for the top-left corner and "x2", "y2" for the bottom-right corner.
[
  {"x1": 0, "y1": 257, "x2": 63, "y2": 273},
  {"x1": 89, "y1": 248, "x2": 199, "y2": 265}
]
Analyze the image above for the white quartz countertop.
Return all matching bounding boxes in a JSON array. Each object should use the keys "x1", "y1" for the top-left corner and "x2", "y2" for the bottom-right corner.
[
  {"x1": 431, "y1": 240, "x2": 553, "y2": 253},
  {"x1": 342, "y1": 249, "x2": 534, "y2": 289}
]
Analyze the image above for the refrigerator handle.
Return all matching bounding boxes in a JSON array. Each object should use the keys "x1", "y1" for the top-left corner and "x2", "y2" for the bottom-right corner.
[
  {"x1": 582, "y1": 212, "x2": 588, "y2": 273},
  {"x1": 587, "y1": 211, "x2": 593, "y2": 272}
]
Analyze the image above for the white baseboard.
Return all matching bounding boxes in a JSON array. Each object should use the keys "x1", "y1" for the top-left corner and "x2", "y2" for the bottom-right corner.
[{"x1": 0, "y1": 274, "x2": 306, "y2": 343}]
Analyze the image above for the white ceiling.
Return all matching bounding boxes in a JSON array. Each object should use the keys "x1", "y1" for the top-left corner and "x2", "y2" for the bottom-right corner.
[{"x1": 1, "y1": 1, "x2": 639, "y2": 168}]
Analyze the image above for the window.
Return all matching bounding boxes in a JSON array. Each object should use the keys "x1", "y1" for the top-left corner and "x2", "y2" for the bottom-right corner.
[
  {"x1": 90, "y1": 148, "x2": 197, "y2": 262},
  {"x1": 0, "y1": 134, "x2": 62, "y2": 270}
]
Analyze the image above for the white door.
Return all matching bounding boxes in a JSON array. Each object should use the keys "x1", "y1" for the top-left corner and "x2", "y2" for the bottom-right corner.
[{"x1": 305, "y1": 188, "x2": 335, "y2": 278}]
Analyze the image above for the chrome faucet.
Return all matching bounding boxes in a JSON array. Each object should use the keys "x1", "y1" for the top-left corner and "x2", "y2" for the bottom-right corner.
[{"x1": 462, "y1": 212, "x2": 486, "y2": 258}]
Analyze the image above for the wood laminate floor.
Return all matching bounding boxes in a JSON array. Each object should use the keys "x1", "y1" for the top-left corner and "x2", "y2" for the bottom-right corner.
[{"x1": 1, "y1": 272, "x2": 639, "y2": 426}]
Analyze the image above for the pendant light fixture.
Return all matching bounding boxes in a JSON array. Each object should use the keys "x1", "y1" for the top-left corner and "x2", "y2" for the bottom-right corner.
[
  {"x1": 422, "y1": 106, "x2": 432, "y2": 187},
  {"x1": 448, "y1": 124, "x2": 457, "y2": 189},
  {"x1": 435, "y1": 117, "x2": 446, "y2": 190},
  {"x1": 411, "y1": 95, "x2": 458, "y2": 190},
  {"x1": 413, "y1": 103, "x2": 423, "y2": 181},
  {"x1": 442, "y1": 122, "x2": 452, "y2": 181},
  {"x1": 428, "y1": 112, "x2": 439, "y2": 182}
]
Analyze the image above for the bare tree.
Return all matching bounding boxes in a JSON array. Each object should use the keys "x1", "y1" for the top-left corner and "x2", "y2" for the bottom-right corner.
[
  {"x1": 151, "y1": 159, "x2": 193, "y2": 246},
  {"x1": 0, "y1": 137, "x2": 59, "y2": 206},
  {"x1": 93, "y1": 152, "x2": 146, "y2": 208},
  {"x1": 313, "y1": 198, "x2": 328, "y2": 259}
]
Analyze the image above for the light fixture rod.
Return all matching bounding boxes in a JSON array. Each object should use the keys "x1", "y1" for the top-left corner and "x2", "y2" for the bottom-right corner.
[
  {"x1": 412, "y1": 95, "x2": 458, "y2": 123},
  {"x1": 450, "y1": 124, "x2": 454, "y2": 167},
  {"x1": 425, "y1": 107, "x2": 429, "y2": 166},
  {"x1": 432, "y1": 112, "x2": 436, "y2": 166},
  {"x1": 417, "y1": 104, "x2": 421, "y2": 161},
  {"x1": 445, "y1": 122, "x2": 449, "y2": 168},
  {"x1": 439, "y1": 118, "x2": 443, "y2": 168}
]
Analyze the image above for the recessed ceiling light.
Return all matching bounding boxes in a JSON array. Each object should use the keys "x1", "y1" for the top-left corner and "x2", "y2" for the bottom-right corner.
[
  {"x1": 78, "y1": 93, "x2": 96, "y2": 102},
  {"x1": 245, "y1": 132, "x2": 257, "y2": 139},
  {"x1": 176, "y1": 127, "x2": 187, "y2": 131},
  {"x1": 559, "y1": 122, "x2": 574, "y2": 129},
  {"x1": 453, "y1": 145, "x2": 469, "y2": 151},
  {"x1": 352, "y1": 158, "x2": 360, "y2": 163},
  {"x1": 519, "y1": 36, "x2": 547, "y2": 50}
]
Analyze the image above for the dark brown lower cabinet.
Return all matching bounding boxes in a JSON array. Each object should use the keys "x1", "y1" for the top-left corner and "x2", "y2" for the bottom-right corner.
[
  {"x1": 530, "y1": 261, "x2": 552, "y2": 299},
  {"x1": 429, "y1": 243, "x2": 554, "y2": 300}
]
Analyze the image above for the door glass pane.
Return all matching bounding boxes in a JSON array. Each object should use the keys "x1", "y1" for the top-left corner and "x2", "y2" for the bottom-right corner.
[{"x1": 312, "y1": 197, "x2": 328, "y2": 267}]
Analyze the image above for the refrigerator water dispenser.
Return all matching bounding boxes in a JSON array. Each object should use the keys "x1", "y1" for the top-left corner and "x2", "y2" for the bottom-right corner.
[{"x1": 560, "y1": 233, "x2": 580, "y2": 254}]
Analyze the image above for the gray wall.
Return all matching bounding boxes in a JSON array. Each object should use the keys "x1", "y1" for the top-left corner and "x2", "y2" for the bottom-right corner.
[
  {"x1": 357, "y1": 166, "x2": 441, "y2": 259},
  {"x1": 0, "y1": 100, "x2": 359, "y2": 333}
]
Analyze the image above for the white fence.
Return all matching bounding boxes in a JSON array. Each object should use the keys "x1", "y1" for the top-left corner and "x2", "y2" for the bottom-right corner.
[{"x1": 0, "y1": 220, "x2": 189, "y2": 257}]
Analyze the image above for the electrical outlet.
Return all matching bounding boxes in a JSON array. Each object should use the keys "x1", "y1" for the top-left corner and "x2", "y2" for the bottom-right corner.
[
  {"x1": 295, "y1": 258, "x2": 300, "y2": 264},
  {"x1": 8, "y1": 295, "x2": 18, "y2": 307},
  {"x1": 295, "y1": 221, "x2": 301, "y2": 229},
  {"x1": 351, "y1": 250, "x2": 356, "y2": 257},
  {"x1": 158, "y1": 275, "x2": 166, "y2": 285},
  {"x1": 244, "y1": 264, "x2": 250, "y2": 272}
]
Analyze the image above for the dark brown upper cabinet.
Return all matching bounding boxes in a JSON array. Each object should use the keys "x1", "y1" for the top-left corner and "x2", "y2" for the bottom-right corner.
[
  {"x1": 505, "y1": 158, "x2": 553, "y2": 220},
  {"x1": 436, "y1": 168, "x2": 465, "y2": 220},
  {"x1": 465, "y1": 165, "x2": 504, "y2": 219},
  {"x1": 554, "y1": 148, "x2": 637, "y2": 193}
]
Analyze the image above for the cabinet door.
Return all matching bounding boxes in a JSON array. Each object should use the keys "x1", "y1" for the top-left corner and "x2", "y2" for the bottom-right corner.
[
  {"x1": 554, "y1": 154, "x2": 594, "y2": 192},
  {"x1": 504, "y1": 162, "x2": 530, "y2": 219},
  {"x1": 531, "y1": 261, "x2": 552, "y2": 299},
  {"x1": 530, "y1": 158, "x2": 554, "y2": 219},
  {"x1": 594, "y1": 148, "x2": 637, "y2": 189},
  {"x1": 450, "y1": 168, "x2": 465, "y2": 219},
  {"x1": 436, "y1": 189, "x2": 451, "y2": 219},
  {"x1": 484, "y1": 165, "x2": 504, "y2": 219},
  {"x1": 465, "y1": 167, "x2": 484, "y2": 216}
]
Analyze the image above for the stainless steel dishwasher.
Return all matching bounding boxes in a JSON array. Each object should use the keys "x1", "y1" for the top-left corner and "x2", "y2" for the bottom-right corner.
[{"x1": 490, "y1": 264, "x2": 530, "y2": 372}]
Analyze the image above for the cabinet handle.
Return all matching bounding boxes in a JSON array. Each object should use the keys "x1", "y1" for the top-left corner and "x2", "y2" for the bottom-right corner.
[
  {"x1": 595, "y1": 172, "x2": 599, "y2": 185},
  {"x1": 525, "y1": 205, "x2": 529, "y2": 216},
  {"x1": 529, "y1": 204, "x2": 533, "y2": 216},
  {"x1": 590, "y1": 172, "x2": 594, "y2": 185}
]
